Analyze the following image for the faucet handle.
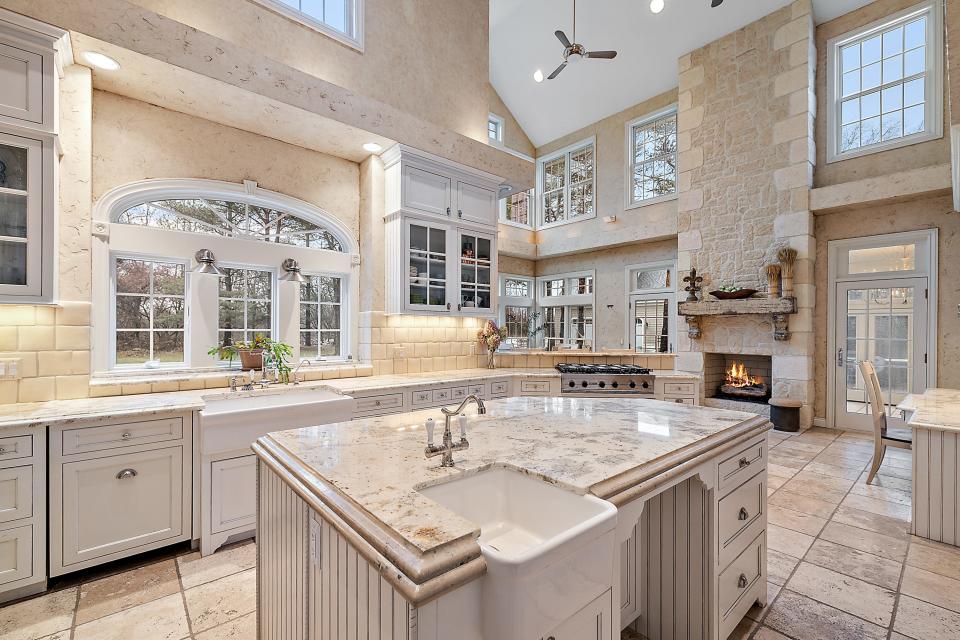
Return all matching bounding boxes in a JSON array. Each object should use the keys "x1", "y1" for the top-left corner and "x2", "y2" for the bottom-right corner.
[
  {"x1": 426, "y1": 418, "x2": 435, "y2": 446},
  {"x1": 458, "y1": 415, "x2": 467, "y2": 439}
]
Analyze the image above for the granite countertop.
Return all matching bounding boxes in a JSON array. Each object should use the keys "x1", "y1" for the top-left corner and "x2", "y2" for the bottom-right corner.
[
  {"x1": 0, "y1": 368, "x2": 700, "y2": 429},
  {"x1": 899, "y1": 388, "x2": 960, "y2": 432},
  {"x1": 260, "y1": 397, "x2": 765, "y2": 563}
]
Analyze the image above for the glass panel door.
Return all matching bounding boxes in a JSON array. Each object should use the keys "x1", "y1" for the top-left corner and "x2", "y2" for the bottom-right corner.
[
  {"x1": 458, "y1": 231, "x2": 492, "y2": 311},
  {"x1": 834, "y1": 277, "x2": 928, "y2": 429},
  {"x1": 407, "y1": 221, "x2": 448, "y2": 310},
  {"x1": 631, "y1": 294, "x2": 674, "y2": 353},
  {"x1": 0, "y1": 139, "x2": 33, "y2": 288}
]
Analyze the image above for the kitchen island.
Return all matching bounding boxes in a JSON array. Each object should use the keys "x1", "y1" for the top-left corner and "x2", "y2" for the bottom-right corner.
[{"x1": 253, "y1": 397, "x2": 770, "y2": 640}]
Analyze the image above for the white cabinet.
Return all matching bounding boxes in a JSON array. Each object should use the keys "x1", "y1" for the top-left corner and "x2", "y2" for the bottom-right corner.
[
  {"x1": 542, "y1": 590, "x2": 611, "y2": 640},
  {"x1": 50, "y1": 413, "x2": 193, "y2": 576},
  {"x1": 383, "y1": 145, "x2": 503, "y2": 317},
  {"x1": 0, "y1": 41, "x2": 43, "y2": 127},
  {"x1": 0, "y1": 524, "x2": 32, "y2": 588},
  {"x1": 0, "y1": 466, "x2": 32, "y2": 523},
  {"x1": 0, "y1": 427, "x2": 45, "y2": 603},
  {"x1": 0, "y1": 10, "x2": 63, "y2": 134},
  {"x1": 210, "y1": 456, "x2": 256, "y2": 535}
]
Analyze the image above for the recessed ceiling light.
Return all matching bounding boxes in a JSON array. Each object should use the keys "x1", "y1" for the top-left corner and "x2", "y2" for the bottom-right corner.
[
  {"x1": 650, "y1": 0, "x2": 665, "y2": 14},
  {"x1": 362, "y1": 142, "x2": 383, "y2": 153},
  {"x1": 81, "y1": 51, "x2": 120, "y2": 71},
  {"x1": 533, "y1": 69, "x2": 544, "y2": 83}
]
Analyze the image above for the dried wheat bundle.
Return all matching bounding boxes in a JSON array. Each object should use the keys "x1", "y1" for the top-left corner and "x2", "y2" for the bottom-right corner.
[{"x1": 766, "y1": 263, "x2": 782, "y2": 298}]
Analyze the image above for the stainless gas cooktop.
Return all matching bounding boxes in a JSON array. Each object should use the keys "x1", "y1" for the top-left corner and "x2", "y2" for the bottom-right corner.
[{"x1": 555, "y1": 363, "x2": 655, "y2": 395}]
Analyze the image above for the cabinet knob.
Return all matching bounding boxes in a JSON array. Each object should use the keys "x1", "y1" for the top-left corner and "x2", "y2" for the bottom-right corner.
[
  {"x1": 121, "y1": 432, "x2": 132, "y2": 440},
  {"x1": 458, "y1": 209, "x2": 463, "y2": 218},
  {"x1": 446, "y1": 207, "x2": 451, "y2": 216},
  {"x1": 0, "y1": 447, "x2": 6, "y2": 453},
  {"x1": 375, "y1": 400, "x2": 382, "y2": 406},
  {"x1": 116, "y1": 468, "x2": 138, "y2": 480},
  {"x1": 738, "y1": 457, "x2": 750, "y2": 468},
  {"x1": 737, "y1": 573, "x2": 748, "y2": 589},
  {"x1": 738, "y1": 507, "x2": 749, "y2": 521}
]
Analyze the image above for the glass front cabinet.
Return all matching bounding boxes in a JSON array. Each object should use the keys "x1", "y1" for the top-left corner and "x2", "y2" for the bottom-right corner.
[{"x1": 384, "y1": 145, "x2": 503, "y2": 317}]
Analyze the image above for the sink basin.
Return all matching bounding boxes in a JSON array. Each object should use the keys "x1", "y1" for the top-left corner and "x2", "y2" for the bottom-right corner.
[
  {"x1": 418, "y1": 467, "x2": 616, "y2": 639},
  {"x1": 199, "y1": 388, "x2": 356, "y2": 453}
]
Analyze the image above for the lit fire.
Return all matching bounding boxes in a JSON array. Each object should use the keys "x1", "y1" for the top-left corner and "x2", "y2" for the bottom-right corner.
[{"x1": 725, "y1": 362, "x2": 763, "y2": 388}]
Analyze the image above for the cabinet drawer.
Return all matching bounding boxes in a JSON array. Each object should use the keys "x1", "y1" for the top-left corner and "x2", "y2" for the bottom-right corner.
[
  {"x1": 60, "y1": 446, "x2": 185, "y2": 567},
  {"x1": 0, "y1": 524, "x2": 33, "y2": 587},
  {"x1": 433, "y1": 388, "x2": 452, "y2": 403},
  {"x1": 451, "y1": 386, "x2": 469, "y2": 401},
  {"x1": 210, "y1": 456, "x2": 256, "y2": 535},
  {"x1": 663, "y1": 382, "x2": 695, "y2": 395},
  {"x1": 719, "y1": 474, "x2": 764, "y2": 551},
  {"x1": 468, "y1": 384, "x2": 485, "y2": 397},
  {"x1": 411, "y1": 389, "x2": 434, "y2": 406},
  {"x1": 0, "y1": 435, "x2": 32, "y2": 462},
  {"x1": 490, "y1": 381, "x2": 509, "y2": 396},
  {"x1": 718, "y1": 438, "x2": 766, "y2": 493},
  {"x1": 61, "y1": 417, "x2": 184, "y2": 456},
  {"x1": 520, "y1": 380, "x2": 551, "y2": 395},
  {"x1": 719, "y1": 531, "x2": 764, "y2": 617},
  {"x1": 0, "y1": 466, "x2": 32, "y2": 524},
  {"x1": 355, "y1": 393, "x2": 404, "y2": 413}
]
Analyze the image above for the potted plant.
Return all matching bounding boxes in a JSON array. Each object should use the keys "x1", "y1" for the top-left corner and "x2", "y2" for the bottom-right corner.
[
  {"x1": 209, "y1": 334, "x2": 294, "y2": 383},
  {"x1": 477, "y1": 320, "x2": 508, "y2": 369}
]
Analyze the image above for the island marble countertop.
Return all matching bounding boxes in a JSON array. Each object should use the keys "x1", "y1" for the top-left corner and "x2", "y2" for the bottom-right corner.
[
  {"x1": 257, "y1": 396, "x2": 767, "y2": 588},
  {"x1": 0, "y1": 368, "x2": 699, "y2": 429},
  {"x1": 898, "y1": 388, "x2": 960, "y2": 432}
]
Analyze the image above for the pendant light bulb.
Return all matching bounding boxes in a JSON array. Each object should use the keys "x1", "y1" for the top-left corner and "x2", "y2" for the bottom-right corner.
[
  {"x1": 650, "y1": 0, "x2": 665, "y2": 14},
  {"x1": 533, "y1": 69, "x2": 544, "y2": 83}
]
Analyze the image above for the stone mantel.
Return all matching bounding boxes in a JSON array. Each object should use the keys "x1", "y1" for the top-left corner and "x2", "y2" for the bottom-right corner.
[{"x1": 678, "y1": 297, "x2": 798, "y2": 341}]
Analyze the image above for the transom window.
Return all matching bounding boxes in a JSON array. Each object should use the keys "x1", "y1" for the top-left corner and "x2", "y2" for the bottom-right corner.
[
  {"x1": 627, "y1": 262, "x2": 676, "y2": 354},
  {"x1": 828, "y1": 1, "x2": 942, "y2": 161},
  {"x1": 300, "y1": 275, "x2": 343, "y2": 359},
  {"x1": 252, "y1": 0, "x2": 362, "y2": 49},
  {"x1": 113, "y1": 258, "x2": 186, "y2": 366},
  {"x1": 504, "y1": 278, "x2": 530, "y2": 297},
  {"x1": 535, "y1": 271, "x2": 596, "y2": 351},
  {"x1": 539, "y1": 139, "x2": 595, "y2": 227},
  {"x1": 488, "y1": 113, "x2": 504, "y2": 144},
  {"x1": 218, "y1": 267, "x2": 273, "y2": 350},
  {"x1": 628, "y1": 109, "x2": 678, "y2": 206},
  {"x1": 117, "y1": 199, "x2": 344, "y2": 252},
  {"x1": 544, "y1": 279, "x2": 565, "y2": 297}
]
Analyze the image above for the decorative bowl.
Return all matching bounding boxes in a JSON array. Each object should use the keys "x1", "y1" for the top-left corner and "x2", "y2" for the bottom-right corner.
[{"x1": 709, "y1": 289, "x2": 758, "y2": 300}]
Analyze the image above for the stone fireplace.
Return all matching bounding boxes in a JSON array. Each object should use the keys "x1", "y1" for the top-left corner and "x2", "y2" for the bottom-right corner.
[{"x1": 704, "y1": 353, "x2": 772, "y2": 405}]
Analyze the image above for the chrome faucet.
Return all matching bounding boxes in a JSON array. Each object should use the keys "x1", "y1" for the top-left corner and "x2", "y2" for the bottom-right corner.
[
  {"x1": 425, "y1": 395, "x2": 486, "y2": 467},
  {"x1": 292, "y1": 359, "x2": 313, "y2": 385}
]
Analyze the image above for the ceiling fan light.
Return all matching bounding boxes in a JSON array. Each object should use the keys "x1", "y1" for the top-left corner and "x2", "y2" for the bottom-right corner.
[
  {"x1": 650, "y1": 0, "x2": 665, "y2": 14},
  {"x1": 534, "y1": 69, "x2": 544, "y2": 83}
]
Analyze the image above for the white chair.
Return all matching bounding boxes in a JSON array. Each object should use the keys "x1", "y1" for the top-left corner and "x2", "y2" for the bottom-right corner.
[{"x1": 859, "y1": 360, "x2": 912, "y2": 484}]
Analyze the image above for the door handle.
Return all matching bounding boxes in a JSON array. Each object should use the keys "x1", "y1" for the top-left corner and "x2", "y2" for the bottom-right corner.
[
  {"x1": 837, "y1": 347, "x2": 844, "y2": 367},
  {"x1": 738, "y1": 507, "x2": 749, "y2": 521},
  {"x1": 116, "y1": 468, "x2": 138, "y2": 480},
  {"x1": 737, "y1": 573, "x2": 749, "y2": 589}
]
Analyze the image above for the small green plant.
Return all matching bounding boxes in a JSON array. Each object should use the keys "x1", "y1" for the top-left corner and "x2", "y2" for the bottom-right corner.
[{"x1": 208, "y1": 334, "x2": 294, "y2": 383}]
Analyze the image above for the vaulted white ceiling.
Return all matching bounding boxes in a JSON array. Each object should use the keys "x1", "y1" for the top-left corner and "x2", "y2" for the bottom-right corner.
[{"x1": 490, "y1": 0, "x2": 876, "y2": 147}]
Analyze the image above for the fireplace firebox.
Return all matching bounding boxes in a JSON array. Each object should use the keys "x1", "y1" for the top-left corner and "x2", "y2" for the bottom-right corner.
[{"x1": 704, "y1": 353, "x2": 772, "y2": 405}]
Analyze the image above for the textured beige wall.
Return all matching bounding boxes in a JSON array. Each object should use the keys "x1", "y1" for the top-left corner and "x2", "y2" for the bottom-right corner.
[
  {"x1": 813, "y1": 194, "x2": 960, "y2": 419},
  {"x1": 488, "y1": 85, "x2": 535, "y2": 158},
  {"x1": 499, "y1": 256, "x2": 536, "y2": 278},
  {"x1": 814, "y1": 0, "x2": 951, "y2": 187},
  {"x1": 536, "y1": 240, "x2": 678, "y2": 351}
]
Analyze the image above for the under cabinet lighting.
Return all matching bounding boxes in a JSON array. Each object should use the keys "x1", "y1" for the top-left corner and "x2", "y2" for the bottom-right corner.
[
  {"x1": 81, "y1": 51, "x2": 120, "y2": 71},
  {"x1": 533, "y1": 69, "x2": 544, "y2": 83},
  {"x1": 650, "y1": 0, "x2": 665, "y2": 14},
  {"x1": 362, "y1": 142, "x2": 383, "y2": 153}
]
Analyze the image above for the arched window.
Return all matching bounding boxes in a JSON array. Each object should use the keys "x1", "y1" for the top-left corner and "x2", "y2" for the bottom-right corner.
[{"x1": 93, "y1": 179, "x2": 357, "y2": 372}]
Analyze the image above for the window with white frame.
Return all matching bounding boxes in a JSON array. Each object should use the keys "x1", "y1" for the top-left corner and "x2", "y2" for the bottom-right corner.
[
  {"x1": 499, "y1": 274, "x2": 534, "y2": 349},
  {"x1": 828, "y1": 0, "x2": 942, "y2": 162},
  {"x1": 300, "y1": 274, "x2": 343, "y2": 358},
  {"x1": 252, "y1": 0, "x2": 362, "y2": 49},
  {"x1": 626, "y1": 262, "x2": 676, "y2": 354},
  {"x1": 499, "y1": 189, "x2": 533, "y2": 228},
  {"x1": 627, "y1": 108, "x2": 678, "y2": 206},
  {"x1": 488, "y1": 114, "x2": 504, "y2": 144},
  {"x1": 113, "y1": 257, "x2": 187, "y2": 366},
  {"x1": 539, "y1": 139, "x2": 595, "y2": 227},
  {"x1": 99, "y1": 180, "x2": 355, "y2": 372},
  {"x1": 536, "y1": 271, "x2": 595, "y2": 350}
]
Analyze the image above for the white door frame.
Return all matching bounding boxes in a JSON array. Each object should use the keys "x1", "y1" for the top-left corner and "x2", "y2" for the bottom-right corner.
[{"x1": 826, "y1": 229, "x2": 938, "y2": 429}]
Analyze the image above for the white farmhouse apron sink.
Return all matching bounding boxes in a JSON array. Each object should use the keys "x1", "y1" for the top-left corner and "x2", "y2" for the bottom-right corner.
[{"x1": 418, "y1": 466, "x2": 617, "y2": 640}]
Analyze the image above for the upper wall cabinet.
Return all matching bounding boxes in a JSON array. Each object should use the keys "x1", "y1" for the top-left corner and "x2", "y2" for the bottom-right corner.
[
  {"x1": 382, "y1": 145, "x2": 504, "y2": 316},
  {"x1": 0, "y1": 10, "x2": 70, "y2": 304}
]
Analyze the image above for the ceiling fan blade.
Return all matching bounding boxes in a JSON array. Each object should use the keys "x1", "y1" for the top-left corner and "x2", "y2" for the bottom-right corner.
[
  {"x1": 555, "y1": 30, "x2": 572, "y2": 48},
  {"x1": 547, "y1": 62, "x2": 567, "y2": 80},
  {"x1": 711, "y1": 0, "x2": 724, "y2": 6},
  {"x1": 586, "y1": 50, "x2": 618, "y2": 59}
]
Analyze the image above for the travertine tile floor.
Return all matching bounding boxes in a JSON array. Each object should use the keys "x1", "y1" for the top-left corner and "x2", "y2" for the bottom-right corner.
[{"x1": 1, "y1": 427, "x2": 958, "y2": 640}]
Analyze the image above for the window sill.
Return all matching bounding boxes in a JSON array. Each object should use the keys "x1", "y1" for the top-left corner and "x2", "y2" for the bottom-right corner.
[
  {"x1": 537, "y1": 213, "x2": 598, "y2": 231},
  {"x1": 625, "y1": 193, "x2": 679, "y2": 211},
  {"x1": 90, "y1": 363, "x2": 372, "y2": 393},
  {"x1": 498, "y1": 219, "x2": 535, "y2": 231}
]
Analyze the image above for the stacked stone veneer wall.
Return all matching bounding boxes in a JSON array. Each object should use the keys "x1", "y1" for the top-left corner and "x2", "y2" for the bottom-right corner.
[{"x1": 676, "y1": 0, "x2": 817, "y2": 428}]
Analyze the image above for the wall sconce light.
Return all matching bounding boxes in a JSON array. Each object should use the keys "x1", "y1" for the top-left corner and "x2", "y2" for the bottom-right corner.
[
  {"x1": 602, "y1": 215, "x2": 617, "y2": 223},
  {"x1": 280, "y1": 258, "x2": 307, "y2": 283},
  {"x1": 193, "y1": 249, "x2": 224, "y2": 276}
]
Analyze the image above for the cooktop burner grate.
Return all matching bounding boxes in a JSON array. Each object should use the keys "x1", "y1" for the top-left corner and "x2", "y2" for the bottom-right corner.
[{"x1": 555, "y1": 363, "x2": 653, "y2": 375}]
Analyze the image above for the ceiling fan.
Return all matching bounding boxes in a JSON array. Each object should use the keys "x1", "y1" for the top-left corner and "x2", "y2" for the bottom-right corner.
[{"x1": 547, "y1": 0, "x2": 618, "y2": 80}]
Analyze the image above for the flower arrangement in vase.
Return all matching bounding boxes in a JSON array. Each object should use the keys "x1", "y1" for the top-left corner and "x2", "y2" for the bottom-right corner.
[{"x1": 477, "y1": 320, "x2": 508, "y2": 369}]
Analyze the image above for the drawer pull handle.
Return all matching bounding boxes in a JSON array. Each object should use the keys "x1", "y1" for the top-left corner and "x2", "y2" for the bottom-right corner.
[
  {"x1": 738, "y1": 457, "x2": 750, "y2": 468},
  {"x1": 375, "y1": 400, "x2": 382, "y2": 406},
  {"x1": 737, "y1": 573, "x2": 748, "y2": 589},
  {"x1": 0, "y1": 446, "x2": 6, "y2": 454},
  {"x1": 116, "y1": 468, "x2": 138, "y2": 480},
  {"x1": 121, "y1": 432, "x2": 132, "y2": 440},
  {"x1": 738, "y1": 507, "x2": 749, "y2": 521}
]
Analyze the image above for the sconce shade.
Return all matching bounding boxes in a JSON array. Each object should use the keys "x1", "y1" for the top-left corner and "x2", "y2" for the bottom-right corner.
[
  {"x1": 280, "y1": 257, "x2": 307, "y2": 283},
  {"x1": 193, "y1": 249, "x2": 224, "y2": 276}
]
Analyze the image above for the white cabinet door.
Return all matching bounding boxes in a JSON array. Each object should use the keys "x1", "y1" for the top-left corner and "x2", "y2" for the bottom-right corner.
[
  {"x1": 402, "y1": 165, "x2": 452, "y2": 218},
  {"x1": 0, "y1": 41, "x2": 43, "y2": 126},
  {"x1": 0, "y1": 132, "x2": 44, "y2": 299},
  {"x1": 455, "y1": 180, "x2": 497, "y2": 226},
  {"x1": 0, "y1": 524, "x2": 32, "y2": 586},
  {"x1": 210, "y1": 456, "x2": 256, "y2": 534},
  {"x1": 405, "y1": 220, "x2": 451, "y2": 313},
  {"x1": 456, "y1": 229, "x2": 495, "y2": 314},
  {"x1": 60, "y1": 446, "x2": 185, "y2": 567},
  {"x1": 0, "y1": 466, "x2": 32, "y2": 524},
  {"x1": 543, "y1": 590, "x2": 611, "y2": 640}
]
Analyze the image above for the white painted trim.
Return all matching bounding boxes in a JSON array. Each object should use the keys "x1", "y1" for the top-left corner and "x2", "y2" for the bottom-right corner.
[
  {"x1": 247, "y1": 0, "x2": 363, "y2": 52},
  {"x1": 536, "y1": 136, "x2": 597, "y2": 230},
  {"x1": 624, "y1": 105, "x2": 679, "y2": 210},
  {"x1": 299, "y1": 270, "x2": 351, "y2": 363},
  {"x1": 825, "y1": 0, "x2": 944, "y2": 164},
  {"x1": 825, "y1": 229, "x2": 938, "y2": 428},
  {"x1": 623, "y1": 260, "x2": 677, "y2": 352},
  {"x1": 535, "y1": 269, "x2": 597, "y2": 351},
  {"x1": 497, "y1": 273, "x2": 535, "y2": 351}
]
